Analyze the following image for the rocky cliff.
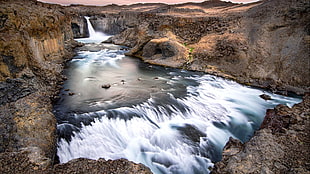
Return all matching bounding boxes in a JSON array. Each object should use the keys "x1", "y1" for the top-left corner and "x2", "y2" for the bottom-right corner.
[
  {"x1": 0, "y1": 0, "x2": 74, "y2": 168},
  {"x1": 71, "y1": 0, "x2": 309, "y2": 95}
]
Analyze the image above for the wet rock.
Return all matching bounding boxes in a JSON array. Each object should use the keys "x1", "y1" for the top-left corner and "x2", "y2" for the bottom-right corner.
[
  {"x1": 1, "y1": 0, "x2": 309, "y2": 173},
  {"x1": 101, "y1": 37, "x2": 113, "y2": 43},
  {"x1": 68, "y1": 92, "x2": 75, "y2": 96},
  {"x1": 259, "y1": 94, "x2": 272, "y2": 100},
  {"x1": 101, "y1": 84, "x2": 111, "y2": 89}
]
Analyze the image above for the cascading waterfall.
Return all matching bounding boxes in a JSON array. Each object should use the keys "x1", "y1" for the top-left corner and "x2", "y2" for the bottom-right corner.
[
  {"x1": 81, "y1": 16, "x2": 110, "y2": 43},
  {"x1": 54, "y1": 22, "x2": 302, "y2": 174},
  {"x1": 85, "y1": 16, "x2": 96, "y2": 38}
]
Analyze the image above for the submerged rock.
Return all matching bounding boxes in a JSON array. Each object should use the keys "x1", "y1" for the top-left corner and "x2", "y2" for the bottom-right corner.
[
  {"x1": 259, "y1": 94, "x2": 272, "y2": 100},
  {"x1": 101, "y1": 84, "x2": 111, "y2": 89}
]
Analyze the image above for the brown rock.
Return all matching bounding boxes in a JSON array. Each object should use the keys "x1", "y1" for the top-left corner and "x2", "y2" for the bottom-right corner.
[
  {"x1": 259, "y1": 94, "x2": 272, "y2": 100},
  {"x1": 53, "y1": 158, "x2": 152, "y2": 174},
  {"x1": 213, "y1": 94, "x2": 310, "y2": 174}
]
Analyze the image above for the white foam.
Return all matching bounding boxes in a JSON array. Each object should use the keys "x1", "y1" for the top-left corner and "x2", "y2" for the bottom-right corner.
[{"x1": 57, "y1": 73, "x2": 301, "y2": 174}]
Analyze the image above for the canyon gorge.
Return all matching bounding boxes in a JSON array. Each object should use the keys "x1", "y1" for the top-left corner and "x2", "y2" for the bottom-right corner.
[{"x1": 0, "y1": 0, "x2": 309, "y2": 173}]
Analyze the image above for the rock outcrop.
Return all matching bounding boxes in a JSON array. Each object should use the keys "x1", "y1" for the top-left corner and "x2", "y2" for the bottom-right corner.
[
  {"x1": 0, "y1": 153, "x2": 152, "y2": 174},
  {"x1": 212, "y1": 93, "x2": 309, "y2": 174}
]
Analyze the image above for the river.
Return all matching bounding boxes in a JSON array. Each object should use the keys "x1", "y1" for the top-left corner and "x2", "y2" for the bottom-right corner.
[{"x1": 53, "y1": 17, "x2": 301, "y2": 174}]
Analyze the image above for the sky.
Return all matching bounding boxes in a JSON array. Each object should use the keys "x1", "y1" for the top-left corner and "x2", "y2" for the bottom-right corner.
[{"x1": 38, "y1": 0, "x2": 260, "y2": 6}]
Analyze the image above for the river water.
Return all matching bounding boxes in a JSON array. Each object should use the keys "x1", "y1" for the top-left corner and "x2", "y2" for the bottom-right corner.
[{"x1": 53, "y1": 19, "x2": 301, "y2": 174}]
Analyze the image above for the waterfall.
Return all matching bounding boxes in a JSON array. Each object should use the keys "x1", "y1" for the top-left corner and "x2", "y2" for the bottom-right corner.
[
  {"x1": 85, "y1": 16, "x2": 96, "y2": 38},
  {"x1": 80, "y1": 16, "x2": 110, "y2": 43}
]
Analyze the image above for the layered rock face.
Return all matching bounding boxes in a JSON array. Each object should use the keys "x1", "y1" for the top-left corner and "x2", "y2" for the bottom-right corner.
[
  {"x1": 72, "y1": 0, "x2": 309, "y2": 94},
  {"x1": 0, "y1": 0, "x2": 74, "y2": 169}
]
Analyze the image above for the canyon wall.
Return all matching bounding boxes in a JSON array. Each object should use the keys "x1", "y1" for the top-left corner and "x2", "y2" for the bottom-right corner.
[
  {"x1": 73, "y1": 0, "x2": 309, "y2": 94},
  {"x1": 0, "y1": 0, "x2": 75, "y2": 168}
]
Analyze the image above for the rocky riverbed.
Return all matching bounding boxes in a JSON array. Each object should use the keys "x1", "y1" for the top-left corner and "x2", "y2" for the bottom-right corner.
[{"x1": 0, "y1": 0, "x2": 309, "y2": 173}]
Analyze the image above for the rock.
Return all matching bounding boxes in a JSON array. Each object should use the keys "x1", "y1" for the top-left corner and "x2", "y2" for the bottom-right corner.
[
  {"x1": 53, "y1": 158, "x2": 153, "y2": 174},
  {"x1": 101, "y1": 84, "x2": 111, "y2": 89},
  {"x1": 259, "y1": 94, "x2": 272, "y2": 100},
  {"x1": 212, "y1": 94, "x2": 310, "y2": 174},
  {"x1": 0, "y1": 78, "x2": 35, "y2": 105},
  {"x1": 141, "y1": 38, "x2": 188, "y2": 67},
  {"x1": 0, "y1": 152, "x2": 153, "y2": 174},
  {"x1": 68, "y1": 92, "x2": 75, "y2": 96},
  {"x1": 101, "y1": 37, "x2": 113, "y2": 43},
  {"x1": 0, "y1": 0, "x2": 74, "y2": 169}
]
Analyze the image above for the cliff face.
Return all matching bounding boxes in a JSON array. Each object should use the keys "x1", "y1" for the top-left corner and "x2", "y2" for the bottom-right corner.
[
  {"x1": 0, "y1": 0, "x2": 74, "y2": 168},
  {"x1": 71, "y1": 16, "x2": 89, "y2": 38},
  {"x1": 0, "y1": 0, "x2": 73, "y2": 81},
  {"x1": 73, "y1": 0, "x2": 309, "y2": 94}
]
